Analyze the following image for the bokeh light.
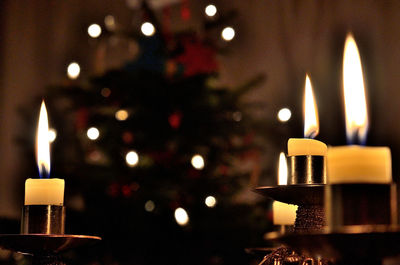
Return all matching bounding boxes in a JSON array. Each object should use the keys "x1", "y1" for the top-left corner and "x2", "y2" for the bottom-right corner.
[
  {"x1": 67, "y1": 62, "x2": 80, "y2": 79},
  {"x1": 88, "y1": 24, "x2": 102, "y2": 38},
  {"x1": 141, "y1": 22, "x2": 155, "y2": 37},
  {"x1": 191, "y1": 154, "x2": 205, "y2": 170},
  {"x1": 205, "y1": 196, "x2": 217, "y2": 208},
  {"x1": 115, "y1": 109, "x2": 129, "y2": 121},
  {"x1": 205, "y1": 4, "x2": 217, "y2": 17},
  {"x1": 145, "y1": 200, "x2": 155, "y2": 212},
  {"x1": 221, "y1": 27, "x2": 235, "y2": 41},
  {"x1": 87, "y1": 127, "x2": 100, "y2": 140},
  {"x1": 48, "y1": 128, "x2": 57, "y2": 143},
  {"x1": 174, "y1": 207, "x2": 189, "y2": 226},
  {"x1": 126, "y1": 151, "x2": 139, "y2": 167},
  {"x1": 277, "y1": 108, "x2": 292, "y2": 122}
]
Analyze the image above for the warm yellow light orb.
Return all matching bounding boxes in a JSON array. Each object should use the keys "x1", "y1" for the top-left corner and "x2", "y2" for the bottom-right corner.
[
  {"x1": 126, "y1": 151, "x2": 139, "y2": 167},
  {"x1": 205, "y1": 196, "x2": 217, "y2": 208},
  {"x1": 205, "y1": 4, "x2": 217, "y2": 17},
  {"x1": 191, "y1": 154, "x2": 205, "y2": 170},
  {"x1": 87, "y1": 127, "x2": 100, "y2": 140},
  {"x1": 174, "y1": 207, "x2": 189, "y2": 226},
  {"x1": 141, "y1": 22, "x2": 155, "y2": 37},
  {"x1": 88, "y1": 24, "x2": 102, "y2": 38},
  {"x1": 144, "y1": 200, "x2": 155, "y2": 212},
  {"x1": 277, "y1": 108, "x2": 291, "y2": 122},
  {"x1": 115, "y1": 109, "x2": 129, "y2": 121},
  {"x1": 48, "y1": 128, "x2": 57, "y2": 143},
  {"x1": 221, "y1": 27, "x2": 235, "y2": 41},
  {"x1": 67, "y1": 62, "x2": 80, "y2": 79}
]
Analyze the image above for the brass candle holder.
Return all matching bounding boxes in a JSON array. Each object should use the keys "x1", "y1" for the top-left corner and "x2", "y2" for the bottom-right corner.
[{"x1": 22, "y1": 205, "x2": 65, "y2": 234}]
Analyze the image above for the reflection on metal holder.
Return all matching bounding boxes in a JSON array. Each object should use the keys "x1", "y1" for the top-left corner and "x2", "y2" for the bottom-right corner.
[
  {"x1": 289, "y1": 156, "x2": 326, "y2": 185},
  {"x1": 22, "y1": 205, "x2": 65, "y2": 234},
  {"x1": 326, "y1": 183, "x2": 397, "y2": 230}
]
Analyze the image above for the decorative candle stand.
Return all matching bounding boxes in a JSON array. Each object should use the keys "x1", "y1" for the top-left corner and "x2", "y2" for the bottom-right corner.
[
  {"x1": 255, "y1": 154, "x2": 328, "y2": 265},
  {"x1": 0, "y1": 205, "x2": 101, "y2": 265}
]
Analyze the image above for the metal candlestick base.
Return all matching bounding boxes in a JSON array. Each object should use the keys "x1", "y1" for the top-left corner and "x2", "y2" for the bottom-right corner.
[
  {"x1": 22, "y1": 205, "x2": 65, "y2": 234},
  {"x1": 0, "y1": 234, "x2": 101, "y2": 255},
  {"x1": 254, "y1": 184, "x2": 325, "y2": 205},
  {"x1": 289, "y1": 156, "x2": 326, "y2": 185},
  {"x1": 265, "y1": 225, "x2": 400, "y2": 261},
  {"x1": 325, "y1": 183, "x2": 397, "y2": 229}
]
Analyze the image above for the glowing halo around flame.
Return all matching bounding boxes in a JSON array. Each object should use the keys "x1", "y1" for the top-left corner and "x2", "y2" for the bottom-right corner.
[
  {"x1": 36, "y1": 101, "x2": 51, "y2": 178},
  {"x1": 304, "y1": 74, "x2": 319, "y2": 138},
  {"x1": 343, "y1": 33, "x2": 368, "y2": 144}
]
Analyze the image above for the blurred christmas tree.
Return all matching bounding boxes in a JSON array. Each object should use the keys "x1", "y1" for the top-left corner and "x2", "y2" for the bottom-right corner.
[{"x1": 18, "y1": 1, "x2": 272, "y2": 265}]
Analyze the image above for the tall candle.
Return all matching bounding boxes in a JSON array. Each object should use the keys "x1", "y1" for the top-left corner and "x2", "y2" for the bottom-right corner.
[
  {"x1": 273, "y1": 201, "x2": 297, "y2": 225},
  {"x1": 24, "y1": 101, "x2": 65, "y2": 206},
  {"x1": 287, "y1": 75, "x2": 327, "y2": 156},
  {"x1": 327, "y1": 33, "x2": 392, "y2": 184}
]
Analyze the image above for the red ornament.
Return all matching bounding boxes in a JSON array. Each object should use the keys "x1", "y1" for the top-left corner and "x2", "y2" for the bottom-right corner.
[
  {"x1": 180, "y1": 0, "x2": 191, "y2": 21},
  {"x1": 75, "y1": 108, "x2": 89, "y2": 131},
  {"x1": 122, "y1": 131, "x2": 134, "y2": 144},
  {"x1": 122, "y1": 185, "x2": 132, "y2": 198},
  {"x1": 168, "y1": 111, "x2": 182, "y2": 129},
  {"x1": 174, "y1": 37, "x2": 218, "y2": 77}
]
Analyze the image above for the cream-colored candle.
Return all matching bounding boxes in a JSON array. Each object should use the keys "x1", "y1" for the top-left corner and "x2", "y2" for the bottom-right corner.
[
  {"x1": 25, "y1": 101, "x2": 65, "y2": 205},
  {"x1": 327, "y1": 34, "x2": 391, "y2": 184},
  {"x1": 288, "y1": 138, "x2": 327, "y2": 156},
  {"x1": 288, "y1": 75, "x2": 327, "y2": 156},
  {"x1": 25, "y1": 178, "x2": 65, "y2": 205},
  {"x1": 272, "y1": 201, "x2": 298, "y2": 225},
  {"x1": 327, "y1": 146, "x2": 391, "y2": 184}
]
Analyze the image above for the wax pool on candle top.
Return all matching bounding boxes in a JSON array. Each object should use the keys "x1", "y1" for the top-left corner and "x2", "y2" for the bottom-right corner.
[
  {"x1": 272, "y1": 201, "x2": 298, "y2": 225},
  {"x1": 25, "y1": 178, "x2": 65, "y2": 205},
  {"x1": 287, "y1": 138, "x2": 327, "y2": 156},
  {"x1": 327, "y1": 146, "x2": 391, "y2": 184}
]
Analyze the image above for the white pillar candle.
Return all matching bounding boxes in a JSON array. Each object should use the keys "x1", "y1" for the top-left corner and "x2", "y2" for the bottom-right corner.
[
  {"x1": 327, "y1": 146, "x2": 391, "y2": 184},
  {"x1": 287, "y1": 75, "x2": 327, "y2": 157},
  {"x1": 272, "y1": 201, "x2": 298, "y2": 225},
  {"x1": 25, "y1": 178, "x2": 65, "y2": 205},
  {"x1": 288, "y1": 138, "x2": 327, "y2": 156},
  {"x1": 326, "y1": 34, "x2": 392, "y2": 184}
]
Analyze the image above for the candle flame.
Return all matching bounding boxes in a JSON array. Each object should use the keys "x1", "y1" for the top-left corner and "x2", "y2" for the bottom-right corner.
[
  {"x1": 343, "y1": 33, "x2": 368, "y2": 144},
  {"x1": 304, "y1": 74, "x2": 319, "y2": 138},
  {"x1": 36, "y1": 101, "x2": 50, "y2": 178},
  {"x1": 278, "y1": 152, "x2": 288, "y2": 185}
]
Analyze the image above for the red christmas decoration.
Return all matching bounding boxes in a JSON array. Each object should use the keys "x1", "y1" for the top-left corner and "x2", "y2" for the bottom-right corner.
[
  {"x1": 174, "y1": 37, "x2": 218, "y2": 77},
  {"x1": 122, "y1": 185, "x2": 133, "y2": 198},
  {"x1": 168, "y1": 111, "x2": 182, "y2": 129},
  {"x1": 180, "y1": 0, "x2": 191, "y2": 21}
]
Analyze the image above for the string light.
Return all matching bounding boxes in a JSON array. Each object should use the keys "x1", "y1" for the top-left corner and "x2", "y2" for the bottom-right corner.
[
  {"x1": 101, "y1": 87, "x2": 111, "y2": 97},
  {"x1": 104, "y1": 15, "x2": 116, "y2": 31},
  {"x1": 88, "y1": 24, "x2": 102, "y2": 38},
  {"x1": 205, "y1": 196, "x2": 217, "y2": 208},
  {"x1": 141, "y1": 22, "x2": 155, "y2": 37},
  {"x1": 87, "y1": 127, "x2": 100, "y2": 140},
  {"x1": 205, "y1": 4, "x2": 217, "y2": 17},
  {"x1": 221, "y1": 27, "x2": 235, "y2": 41},
  {"x1": 67, "y1": 62, "x2": 80, "y2": 79},
  {"x1": 115, "y1": 109, "x2": 129, "y2": 121},
  {"x1": 277, "y1": 108, "x2": 292, "y2": 122},
  {"x1": 48, "y1": 128, "x2": 57, "y2": 143},
  {"x1": 144, "y1": 200, "x2": 155, "y2": 212},
  {"x1": 174, "y1": 207, "x2": 189, "y2": 226},
  {"x1": 126, "y1": 151, "x2": 139, "y2": 167},
  {"x1": 191, "y1": 154, "x2": 205, "y2": 170}
]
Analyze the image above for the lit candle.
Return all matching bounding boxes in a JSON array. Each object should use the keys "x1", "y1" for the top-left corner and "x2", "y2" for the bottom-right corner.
[
  {"x1": 287, "y1": 75, "x2": 327, "y2": 157},
  {"x1": 24, "y1": 101, "x2": 65, "y2": 206},
  {"x1": 273, "y1": 154, "x2": 297, "y2": 225},
  {"x1": 327, "y1": 33, "x2": 392, "y2": 184}
]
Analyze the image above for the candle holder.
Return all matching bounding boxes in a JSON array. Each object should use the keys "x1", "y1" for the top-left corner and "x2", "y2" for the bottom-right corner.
[
  {"x1": 0, "y1": 205, "x2": 101, "y2": 265},
  {"x1": 325, "y1": 183, "x2": 397, "y2": 230},
  {"x1": 289, "y1": 155, "x2": 326, "y2": 185},
  {"x1": 22, "y1": 205, "x2": 65, "y2": 234}
]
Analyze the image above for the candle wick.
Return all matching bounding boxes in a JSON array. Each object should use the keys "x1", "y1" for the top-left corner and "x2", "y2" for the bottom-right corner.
[{"x1": 39, "y1": 164, "x2": 49, "y2": 179}]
